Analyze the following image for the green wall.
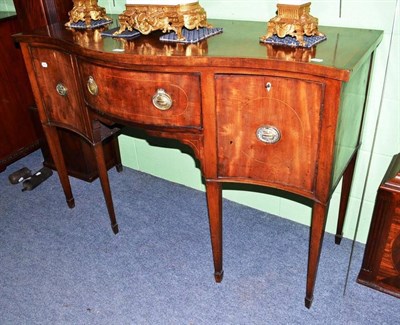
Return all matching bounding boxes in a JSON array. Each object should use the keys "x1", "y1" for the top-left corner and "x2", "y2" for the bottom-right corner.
[
  {"x1": 0, "y1": 0, "x2": 14, "y2": 12},
  {"x1": 2, "y1": 0, "x2": 398, "y2": 243}
]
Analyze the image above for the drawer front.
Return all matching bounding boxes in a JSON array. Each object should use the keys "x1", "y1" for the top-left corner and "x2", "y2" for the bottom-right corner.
[
  {"x1": 216, "y1": 75, "x2": 324, "y2": 193},
  {"x1": 79, "y1": 61, "x2": 202, "y2": 128},
  {"x1": 30, "y1": 47, "x2": 87, "y2": 135}
]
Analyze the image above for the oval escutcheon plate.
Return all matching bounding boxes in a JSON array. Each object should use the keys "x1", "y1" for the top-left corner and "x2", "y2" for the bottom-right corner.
[{"x1": 256, "y1": 125, "x2": 281, "y2": 144}]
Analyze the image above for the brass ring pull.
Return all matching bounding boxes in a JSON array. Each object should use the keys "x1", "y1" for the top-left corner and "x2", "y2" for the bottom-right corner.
[
  {"x1": 56, "y1": 83, "x2": 68, "y2": 96},
  {"x1": 152, "y1": 88, "x2": 172, "y2": 111},
  {"x1": 87, "y1": 76, "x2": 98, "y2": 96},
  {"x1": 256, "y1": 125, "x2": 281, "y2": 144}
]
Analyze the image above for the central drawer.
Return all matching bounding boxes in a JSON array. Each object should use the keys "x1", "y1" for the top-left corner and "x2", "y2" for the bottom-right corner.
[
  {"x1": 216, "y1": 74, "x2": 325, "y2": 194},
  {"x1": 79, "y1": 61, "x2": 202, "y2": 128}
]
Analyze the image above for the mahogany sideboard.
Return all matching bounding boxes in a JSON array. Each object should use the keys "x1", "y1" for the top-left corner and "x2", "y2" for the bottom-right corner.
[{"x1": 14, "y1": 19, "x2": 383, "y2": 308}]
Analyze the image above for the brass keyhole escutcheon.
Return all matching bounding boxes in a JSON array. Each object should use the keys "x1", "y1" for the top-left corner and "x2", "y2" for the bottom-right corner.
[
  {"x1": 87, "y1": 76, "x2": 98, "y2": 96},
  {"x1": 56, "y1": 83, "x2": 68, "y2": 96},
  {"x1": 152, "y1": 88, "x2": 173, "y2": 111},
  {"x1": 256, "y1": 125, "x2": 281, "y2": 144}
]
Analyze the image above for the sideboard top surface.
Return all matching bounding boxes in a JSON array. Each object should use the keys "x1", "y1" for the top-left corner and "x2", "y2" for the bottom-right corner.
[{"x1": 14, "y1": 19, "x2": 383, "y2": 81}]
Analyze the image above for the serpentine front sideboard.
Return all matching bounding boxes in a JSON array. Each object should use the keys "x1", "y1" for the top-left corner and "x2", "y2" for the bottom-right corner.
[{"x1": 14, "y1": 19, "x2": 383, "y2": 308}]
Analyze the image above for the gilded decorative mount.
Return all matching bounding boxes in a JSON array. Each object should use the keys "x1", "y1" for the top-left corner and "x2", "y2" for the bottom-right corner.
[
  {"x1": 65, "y1": 0, "x2": 111, "y2": 28},
  {"x1": 260, "y1": 2, "x2": 324, "y2": 46},
  {"x1": 115, "y1": 2, "x2": 210, "y2": 40}
]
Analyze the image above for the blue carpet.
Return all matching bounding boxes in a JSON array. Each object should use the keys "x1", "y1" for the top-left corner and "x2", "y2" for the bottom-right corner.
[{"x1": 0, "y1": 149, "x2": 398, "y2": 324}]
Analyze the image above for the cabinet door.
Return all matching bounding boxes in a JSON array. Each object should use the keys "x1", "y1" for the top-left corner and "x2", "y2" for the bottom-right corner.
[
  {"x1": 30, "y1": 47, "x2": 88, "y2": 137},
  {"x1": 216, "y1": 75, "x2": 325, "y2": 195}
]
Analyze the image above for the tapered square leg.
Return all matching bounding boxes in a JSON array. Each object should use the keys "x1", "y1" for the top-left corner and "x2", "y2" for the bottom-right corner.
[
  {"x1": 305, "y1": 201, "x2": 329, "y2": 308},
  {"x1": 42, "y1": 125, "x2": 75, "y2": 208},
  {"x1": 335, "y1": 154, "x2": 357, "y2": 245},
  {"x1": 205, "y1": 181, "x2": 224, "y2": 282},
  {"x1": 93, "y1": 142, "x2": 119, "y2": 234}
]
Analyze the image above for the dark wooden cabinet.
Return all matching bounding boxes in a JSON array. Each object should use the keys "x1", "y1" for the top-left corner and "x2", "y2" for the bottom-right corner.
[
  {"x1": 14, "y1": 19, "x2": 382, "y2": 308},
  {"x1": 0, "y1": 13, "x2": 41, "y2": 172},
  {"x1": 13, "y1": 0, "x2": 70, "y2": 31},
  {"x1": 357, "y1": 153, "x2": 400, "y2": 298}
]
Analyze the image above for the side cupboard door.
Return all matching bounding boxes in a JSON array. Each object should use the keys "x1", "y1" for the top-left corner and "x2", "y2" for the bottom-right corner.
[
  {"x1": 215, "y1": 74, "x2": 325, "y2": 197},
  {"x1": 29, "y1": 46, "x2": 89, "y2": 138}
]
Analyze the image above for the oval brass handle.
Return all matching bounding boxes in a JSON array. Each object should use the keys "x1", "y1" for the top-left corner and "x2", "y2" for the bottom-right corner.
[
  {"x1": 152, "y1": 88, "x2": 172, "y2": 111},
  {"x1": 256, "y1": 125, "x2": 281, "y2": 144},
  {"x1": 56, "y1": 83, "x2": 68, "y2": 96},
  {"x1": 87, "y1": 76, "x2": 98, "y2": 96}
]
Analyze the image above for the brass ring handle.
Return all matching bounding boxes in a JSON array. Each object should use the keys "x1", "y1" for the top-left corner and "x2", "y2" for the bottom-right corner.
[
  {"x1": 152, "y1": 88, "x2": 172, "y2": 111},
  {"x1": 87, "y1": 76, "x2": 98, "y2": 96},
  {"x1": 256, "y1": 125, "x2": 281, "y2": 144},
  {"x1": 56, "y1": 83, "x2": 68, "y2": 96}
]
